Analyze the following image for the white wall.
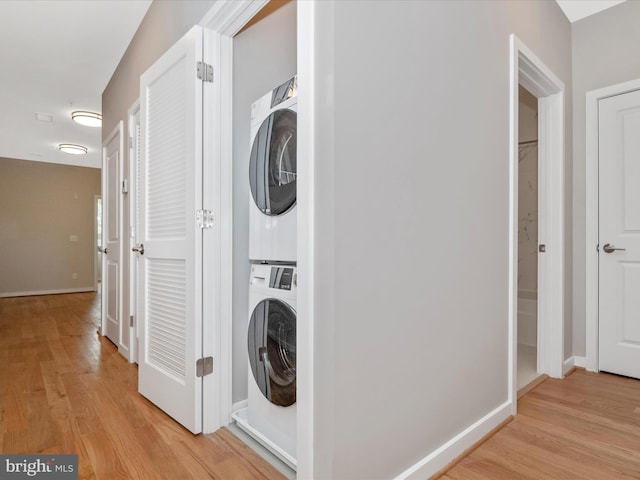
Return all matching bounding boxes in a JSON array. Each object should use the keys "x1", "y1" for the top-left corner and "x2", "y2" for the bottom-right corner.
[
  {"x1": 231, "y1": 0, "x2": 297, "y2": 403},
  {"x1": 571, "y1": 0, "x2": 640, "y2": 357},
  {"x1": 309, "y1": 1, "x2": 572, "y2": 478}
]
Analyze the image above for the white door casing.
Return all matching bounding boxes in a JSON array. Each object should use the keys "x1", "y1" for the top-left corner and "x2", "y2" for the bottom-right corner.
[
  {"x1": 509, "y1": 36, "x2": 565, "y2": 414},
  {"x1": 198, "y1": 0, "x2": 270, "y2": 435},
  {"x1": 128, "y1": 100, "x2": 141, "y2": 364},
  {"x1": 200, "y1": 0, "x2": 307, "y2": 471},
  {"x1": 102, "y1": 122, "x2": 123, "y2": 348},
  {"x1": 138, "y1": 25, "x2": 204, "y2": 434},
  {"x1": 597, "y1": 89, "x2": 640, "y2": 379}
]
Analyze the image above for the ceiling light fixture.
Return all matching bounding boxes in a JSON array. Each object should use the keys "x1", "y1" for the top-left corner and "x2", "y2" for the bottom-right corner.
[
  {"x1": 71, "y1": 110, "x2": 102, "y2": 128},
  {"x1": 59, "y1": 144, "x2": 88, "y2": 155}
]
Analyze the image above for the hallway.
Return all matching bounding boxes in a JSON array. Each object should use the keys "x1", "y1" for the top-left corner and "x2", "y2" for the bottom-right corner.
[{"x1": 0, "y1": 292, "x2": 284, "y2": 479}]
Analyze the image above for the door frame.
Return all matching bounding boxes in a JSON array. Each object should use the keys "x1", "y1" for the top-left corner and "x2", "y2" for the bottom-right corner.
[
  {"x1": 198, "y1": 0, "x2": 269, "y2": 435},
  {"x1": 509, "y1": 35, "x2": 565, "y2": 412},
  {"x1": 127, "y1": 99, "x2": 140, "y2": 364},
  {"x1": 199, "y1": 1, "x2": 311, "y2": 475},
  {"x1": 585, "y1": 78, "x2": 640, "y2": 372}
]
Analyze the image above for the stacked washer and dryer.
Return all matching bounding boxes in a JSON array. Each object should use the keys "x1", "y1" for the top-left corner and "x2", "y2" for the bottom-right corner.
[{"x1": 233, "y1": 76, "x2": 298, "y2": 470}]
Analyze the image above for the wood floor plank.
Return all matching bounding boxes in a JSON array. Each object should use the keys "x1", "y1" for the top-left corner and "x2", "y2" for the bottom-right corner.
[
  {"x1": 2, "y1": 430, "x2": 28, "y2": 454},
  {"x1": 0, "y1": 292, "x2": 285, "y2": 480},
  {"x1": 440, "y1": 370, "x2": 640, "y2": 480},
  {"x1": 215, "y1": 427, "x2": 286, "y2": 480}
]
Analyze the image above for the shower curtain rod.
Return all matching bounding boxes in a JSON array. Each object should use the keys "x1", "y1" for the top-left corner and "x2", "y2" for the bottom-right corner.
[{"x1": 518, "y1": 139, "x2": 538, "y2": 147}]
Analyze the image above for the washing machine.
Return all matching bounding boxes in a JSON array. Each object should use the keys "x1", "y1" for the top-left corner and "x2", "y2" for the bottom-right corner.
[
  {"x1": 233, "y1": 264, "x2": 297, "y2": 469},
  {"x1": 249, "y1": 76, "x2": 297, "y2": 263}
]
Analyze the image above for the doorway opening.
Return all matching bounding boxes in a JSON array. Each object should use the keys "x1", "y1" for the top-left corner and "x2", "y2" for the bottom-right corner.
[
  {"x1": 509, "y1": 35, "x2": 565, "y2": 412},
  {"x1": 517, "y1": 86, "x2": 539, "y2": 390}
]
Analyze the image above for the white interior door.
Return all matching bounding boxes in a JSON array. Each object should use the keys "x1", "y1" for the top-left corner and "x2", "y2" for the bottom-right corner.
[
  {"x1": 138, "y1": 26, "x2": 204, "y2": 433},
  {"x1": 598, "y1": 89, "x2": 640, "y2": 379},
  {"x1": 102, "y1": 123, "x2": 123, "y2": 347}
]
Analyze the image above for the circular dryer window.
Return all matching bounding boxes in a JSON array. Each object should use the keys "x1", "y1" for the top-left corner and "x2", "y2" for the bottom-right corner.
[
  {"x1": 249, "y1": 109, "x2": 297, "y2": 216},
  {"x1": 248, "y1": 298, "x2": 296, "y2": 407}
]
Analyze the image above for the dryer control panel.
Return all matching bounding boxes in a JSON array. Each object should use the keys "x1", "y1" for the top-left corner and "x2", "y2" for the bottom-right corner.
[{"x1": 270, "y1": 267, "x2": 294, "y2": 291}]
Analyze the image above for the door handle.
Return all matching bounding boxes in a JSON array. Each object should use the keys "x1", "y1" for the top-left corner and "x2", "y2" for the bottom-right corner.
[
  {"x1": 602, "y1": 243, "x2": 625, "y2": 253},
  {"x1": 97, "y1": 246, "x2": 107, "y2": 254},
  {"x1": 132, "y1": 243, "x2": 144, "y2": 255}
]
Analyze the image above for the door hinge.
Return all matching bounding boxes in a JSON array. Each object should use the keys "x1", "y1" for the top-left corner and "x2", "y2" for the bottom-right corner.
[
  {"x1": 538, "y1": 244, "x2": 546, "y2": 253},
  {"x1": 196, "y1": 209, "x2": 214, "y2": 229},
  {"x1": 196, "y1": 61, "x2": 214, "y2": 83},
  {"x1": 196, "y1": 357, "x2": 214, "y2": 377},
  {"x1": 130, "y1": 315, "x2": 134, "y2": 327}
]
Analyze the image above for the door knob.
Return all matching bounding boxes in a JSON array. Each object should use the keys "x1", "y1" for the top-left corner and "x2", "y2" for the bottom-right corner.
[
  {"x1": 132, "y1": 243, "x2": 144, "y2": 255},
  {"x1": 97, "y1": 246, "x2": 107, "y2": 254},
  {"x1": 603, "y1": 243, "x2": 625, "y2": 253}
]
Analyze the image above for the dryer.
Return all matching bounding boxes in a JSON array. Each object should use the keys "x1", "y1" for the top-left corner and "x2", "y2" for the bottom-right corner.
[
  {"x1": 233, "y1": 264, "x2": 297, "y2": 469},
  {"x1": 249, "y1": 76, "x2": 297, "y2": 263}
]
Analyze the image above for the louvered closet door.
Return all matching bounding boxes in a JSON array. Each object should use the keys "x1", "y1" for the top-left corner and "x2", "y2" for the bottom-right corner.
[{"x1": 138, "y1": 26, "x2": 203, "y2": 433}]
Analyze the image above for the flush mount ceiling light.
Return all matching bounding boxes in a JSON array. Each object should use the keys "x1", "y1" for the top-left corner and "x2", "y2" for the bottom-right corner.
[
  {"x1": 71, "y1": 111, "x2": 102, "y2": 128},
  {"x1": 58, "y1": 144, "x2": 88, "y2": 155}
]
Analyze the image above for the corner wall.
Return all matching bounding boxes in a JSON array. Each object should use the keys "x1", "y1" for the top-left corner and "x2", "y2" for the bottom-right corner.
[
  {"x1": 0, "y1": 158, "x2": 100, "y2": 296},
  {"x1": 310, "y1": 1, "x2": 572, "y2": 478},
  {"x1": 571, "y1": 0, "x2": 640, "y2": 357}
]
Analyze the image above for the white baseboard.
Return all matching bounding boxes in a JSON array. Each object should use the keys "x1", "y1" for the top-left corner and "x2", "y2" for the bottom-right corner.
[
  {"x1": 392, "y1": 401, "x2": 512, "y2": 480},
  {"x1": 0, "y1": 287, "x2": 96, "y2": 298},
  {"x1": 563, "y1": 356, "x2": 574, "y2": 374},
  {"x1": 563, "y1": 356, "x2": 586, "y2": 374},
  {"x1": 573, "y1": 356, "x2": 586, "y2": 368}
]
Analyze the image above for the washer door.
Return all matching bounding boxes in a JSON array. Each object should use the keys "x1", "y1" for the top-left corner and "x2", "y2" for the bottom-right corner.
[
  {"x1": 249, "y1": 109, "x2": 297, "y2": 216},
  {"x1": 248, "y1": 298, "x2": 296, "y2": 407}
]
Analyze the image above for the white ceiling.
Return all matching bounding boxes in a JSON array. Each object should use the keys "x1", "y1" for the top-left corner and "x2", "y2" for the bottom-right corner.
[
  {"x1": 0, "y1": 0, "x2": 152, "y2": 169},
  {"x1": 0, "y1": 1, "x2": 627, "y2": 171},
  {"x1": 555, "y1": 0, "x2": 626, "y2": 22}
]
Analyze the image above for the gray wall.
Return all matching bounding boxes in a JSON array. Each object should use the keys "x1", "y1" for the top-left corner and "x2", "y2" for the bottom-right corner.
[
  {"x1": 571, "y1": 0, "x2": 640, "y2": 357},
  {"x1": 310, "y1": 1, "x2": 572, "y2": 478},
  {"x1": 0, "y1": 158, "x2": 100, "y2": 296},
  {"x1": 102, "y1": 0, "x2": 216, "y2": 140},
  {"x1": 231, "y1": 0, "x2": 297, "y2": 404},
  {"x1": 102, "y1": 0, "x2": 215, "y2": 352}
]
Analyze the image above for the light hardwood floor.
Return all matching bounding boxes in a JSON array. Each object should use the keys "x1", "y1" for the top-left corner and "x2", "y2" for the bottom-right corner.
[
  {"x1": 6, "y1": 293, "x2": 640, "y2": 480},
  {"x1": 439, "y1": 369, "x2": 640, "y2": 480},
  {"x1": 0, "y1": 292, "x2": 285, "y2": 480}
]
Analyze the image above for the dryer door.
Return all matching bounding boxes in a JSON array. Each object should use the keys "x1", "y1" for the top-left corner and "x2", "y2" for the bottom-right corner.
[
  {"x1": 249, "y1": 109, "x2": 297, "y2": 216},
  {"x1": 248, "y1": 298, "x2": 296, "y2": 407}
]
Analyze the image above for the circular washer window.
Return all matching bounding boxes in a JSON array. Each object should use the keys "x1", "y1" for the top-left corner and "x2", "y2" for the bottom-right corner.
[
  {"x1": 247, "y1": 298, "x2": 296, "y2": 407},
  {"x1": 249, "y1": 109, "x2": 297, "y2": 216}
]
